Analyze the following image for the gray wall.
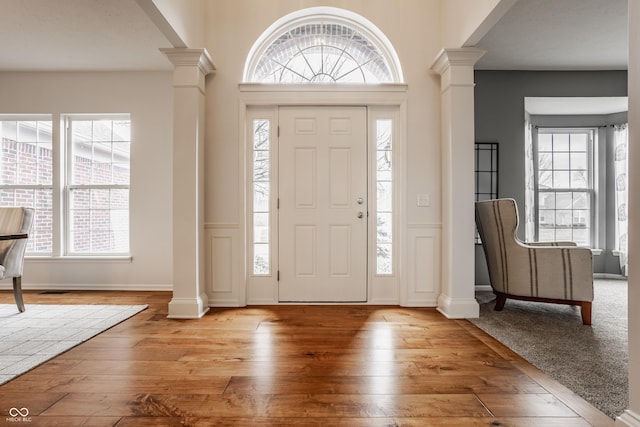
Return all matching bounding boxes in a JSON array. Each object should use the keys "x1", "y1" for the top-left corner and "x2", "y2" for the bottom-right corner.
[{"x1": 474, "y1": 71, "x2": 628, "y2": 285}]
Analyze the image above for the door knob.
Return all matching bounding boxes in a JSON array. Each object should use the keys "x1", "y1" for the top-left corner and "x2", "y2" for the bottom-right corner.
[
  {"x1": 357, "y1": 197, "x2": 364, "y2": 205},
  {"x1": 357, "y1": 212, "x2": 364, "y2": 218}
]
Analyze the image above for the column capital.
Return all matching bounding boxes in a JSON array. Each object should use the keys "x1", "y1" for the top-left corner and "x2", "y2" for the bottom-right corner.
[
  {"x1": 430, "y1": 48, "x2": 486, "y2": 76},
  {"x1": 160, "y1": 48, "x2": 216, "y2": 76}
]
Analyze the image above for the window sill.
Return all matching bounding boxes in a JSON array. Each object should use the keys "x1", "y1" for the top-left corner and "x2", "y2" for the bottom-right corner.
[
  {"x1": 26, "y1": 256, "x2": 132, "y2": 263},
  {"x1": 591, "y1": 248, "x2": 603, "y2": 256}
]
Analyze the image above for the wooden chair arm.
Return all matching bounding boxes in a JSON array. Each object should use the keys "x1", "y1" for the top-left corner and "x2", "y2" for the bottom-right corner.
[{"x1": 0, "y1": 233, "x2": 28, "y2": 241}]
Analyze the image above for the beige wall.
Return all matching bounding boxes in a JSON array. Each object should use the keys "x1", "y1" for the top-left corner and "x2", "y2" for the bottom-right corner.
[
  {"x1": 148, "y1": 0, "x2": 206, "y2": 48},
  {"x1": 201, "y1": 0, "x2": 472, "y2": 306},
  {"x1": 439, "y1": 0, "x2": 515, "y2": 47},
  {"x1": 622, "y1": 0, "x2": 640, "y2": 422},
  {"x1": 0, "y1": 71, "x2": 174, "y2": 289},
  {"x1": 204, "y1": 0, "x2": 443, "y2": 227}
]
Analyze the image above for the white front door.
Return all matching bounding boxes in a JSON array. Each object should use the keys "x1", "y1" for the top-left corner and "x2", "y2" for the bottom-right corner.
[{"x1": 278, "y1": 106, "x2": 368, "y2": 302}]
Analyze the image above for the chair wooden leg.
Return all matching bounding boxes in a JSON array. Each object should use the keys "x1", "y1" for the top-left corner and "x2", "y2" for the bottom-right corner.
[
  {"x1": 13, "y1": 276, "x2": 25, "y2": 313},
  {"x1": 494, "y1": 293, "x2": 507, "y2": 311},
  {"x1": 580, "y1": 301, "x2": 592, "y2": 326}
]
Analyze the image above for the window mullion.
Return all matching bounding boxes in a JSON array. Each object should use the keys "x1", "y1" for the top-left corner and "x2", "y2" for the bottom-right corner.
[
  {"x1": 52, "y1": 114, "x2": 64, "y2": 257},
  {"x1": 68, "y1": 184, "x2": 130, "y2": 190}
]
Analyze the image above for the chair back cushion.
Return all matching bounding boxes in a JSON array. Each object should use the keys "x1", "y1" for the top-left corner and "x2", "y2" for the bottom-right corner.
[{"x1": 475, "y1": 199, "x2": 519, "y2": 293}]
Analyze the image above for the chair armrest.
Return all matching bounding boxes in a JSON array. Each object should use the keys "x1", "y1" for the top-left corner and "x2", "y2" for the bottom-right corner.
[
  {"x1": 0, "y1": 233, "x2": 28, "y2": 241},
  {"x1": 507, "y1": 244, "x2": 593, "y2": 302}
]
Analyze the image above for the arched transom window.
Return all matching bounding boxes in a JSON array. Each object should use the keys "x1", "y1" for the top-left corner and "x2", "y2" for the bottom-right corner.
[{"x1": 244, "y1": 7, "x2": 403, "y2": 84}]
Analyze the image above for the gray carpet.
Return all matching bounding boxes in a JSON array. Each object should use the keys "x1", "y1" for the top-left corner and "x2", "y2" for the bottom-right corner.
[
  {"x1": 0, "y1": 304, "x2": 147, "y2": 386},
  {"x1": 469, "y1": 279, "x2": 628, "y2": 419}
]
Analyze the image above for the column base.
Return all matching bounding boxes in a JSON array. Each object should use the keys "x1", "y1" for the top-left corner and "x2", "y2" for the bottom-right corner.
[
  {"x1": 437, "y1": 293, "x2": 479, "y2": 319},
  {"x1": 167, "y1": 295, "x2": 210, "y2": 319}
]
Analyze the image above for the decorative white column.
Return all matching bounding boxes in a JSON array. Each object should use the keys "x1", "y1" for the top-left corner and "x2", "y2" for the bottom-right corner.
[
  {"x1": 161, "y1": 48, "x2": 215, "y2": 318},
  {"x1": 430, "y1": 48, "x2": 485, "y2": 319},
  {"x1": 616, "y1": 1, "x2": 640, "y2": 425}
]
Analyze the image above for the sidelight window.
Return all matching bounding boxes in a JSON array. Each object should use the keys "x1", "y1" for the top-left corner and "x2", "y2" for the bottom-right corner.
[
  {"x1": 376, "y1": 119, "x2": 393, "y2": 274},
  {"x1": 252, "y1": 119, "x2": 271, "y2": 275}
]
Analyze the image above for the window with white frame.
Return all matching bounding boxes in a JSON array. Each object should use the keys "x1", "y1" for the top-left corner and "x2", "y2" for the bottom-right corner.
[
  {"x1": 251, "y1": 22, "x2": 393, "y2": 84},
  {"x1": 0, "y1": 114, "x2": 131, "y2": 256},
  {"x1": 535, "y1": 128, "x2": 595, "y2": 246},
  {"x1": 67, "y1": 116, "x2": 130, "y2": 254},
  {"x1": 0, "y1": 116, "x2": 53, "y2": 253},
  {"x1": 245, "y1": 8, "x2": 403, "y2": 84},
  {"x1": 251, "y1": 118, "x2": 271, "y2": 275},
  {"x1": 375, "y1": 119, "x2": 393, "y2": 274}
]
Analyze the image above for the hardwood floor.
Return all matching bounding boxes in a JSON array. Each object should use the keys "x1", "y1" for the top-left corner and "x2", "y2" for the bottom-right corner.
[{"x1": 0, "y1": 290, "x2": 614, "y2": 426}]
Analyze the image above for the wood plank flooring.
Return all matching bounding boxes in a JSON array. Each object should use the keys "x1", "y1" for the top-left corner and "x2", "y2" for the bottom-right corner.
[{"x1": 0, "y1": 290, "x2": 614, "y2": 426}]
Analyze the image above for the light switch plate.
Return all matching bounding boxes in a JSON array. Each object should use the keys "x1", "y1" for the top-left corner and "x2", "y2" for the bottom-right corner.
[{"x1": 417, "y1": 194, "x2": 430, "y2": 207}]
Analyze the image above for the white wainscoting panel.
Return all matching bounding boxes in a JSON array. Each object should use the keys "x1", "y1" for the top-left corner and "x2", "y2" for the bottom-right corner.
[
  {"x1": 206, "y1": 223, "x2": 244, "y2": 306},
  {"x1": 406, "y1": 224, "x2": 441, "y2": 306},
  {"x1": 210, "y1": 236, "x2": 233, "y2": 293}
]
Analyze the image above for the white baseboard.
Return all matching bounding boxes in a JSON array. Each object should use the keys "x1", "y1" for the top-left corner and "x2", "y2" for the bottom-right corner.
[
  {"x1": 168, "y1": 296, "x2": 209, "y2": 318},
  {"x1": 1, "y1": 283, "x2": 173, "y2": 292},
  {"x1": 437, "y1": 294, "x2": 480, "y2": 319},
  {"x1": 616, "y1": 409, "x2": 640, "y2": 427}
]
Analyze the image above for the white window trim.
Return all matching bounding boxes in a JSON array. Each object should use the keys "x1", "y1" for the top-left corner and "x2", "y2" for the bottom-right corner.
[
  {"x1": 240, "y1": 87, "x2": 407, "y2": 305},
  {"x1": 246, "y1": 108, "x2": 278, "y2": 285},
  {"x1": 63, "y1": 114, "x2": 131, "y2": 257},
  {"x1": 370, "y1": 110, "x2": 396, "y2": 276},
  {"x1": 0, "y1": 113, "x2": 133, "y2": 258}
]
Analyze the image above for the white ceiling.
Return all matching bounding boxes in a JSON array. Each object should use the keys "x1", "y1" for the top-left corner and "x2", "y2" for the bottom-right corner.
[{"x1": 0, "y1": 0, "x2": 628, "y2": 72}]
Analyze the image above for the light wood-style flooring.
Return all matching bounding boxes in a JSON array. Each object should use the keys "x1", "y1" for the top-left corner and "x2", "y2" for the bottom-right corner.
[{"x1": 0, "y1": 290, "x2": 614, "y2": 426}]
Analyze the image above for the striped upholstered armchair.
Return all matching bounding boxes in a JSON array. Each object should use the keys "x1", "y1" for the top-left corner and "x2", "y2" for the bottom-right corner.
[
  {"x1": 0, "y1": 207, "x2": 34, "y2": 313},
  {"x1": 475, "y1": 198, "x2": 594, "y2": 325}
]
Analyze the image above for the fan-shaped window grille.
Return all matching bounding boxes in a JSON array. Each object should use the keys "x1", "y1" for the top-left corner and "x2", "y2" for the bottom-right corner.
[{"x1": 245, "y1": 8, "x2": 403, "y2": 84}]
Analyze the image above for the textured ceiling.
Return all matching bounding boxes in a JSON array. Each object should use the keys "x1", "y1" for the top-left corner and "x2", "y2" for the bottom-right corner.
[
  {"x1": 0, "y1": 0, "x2": 172, "y2": 71},
  {"x1": 475, "y1": 0, "x2": 628, "y2": 70},
  {"x1": 0, "y1": 0, "x2": 629, "y2": 72}
]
